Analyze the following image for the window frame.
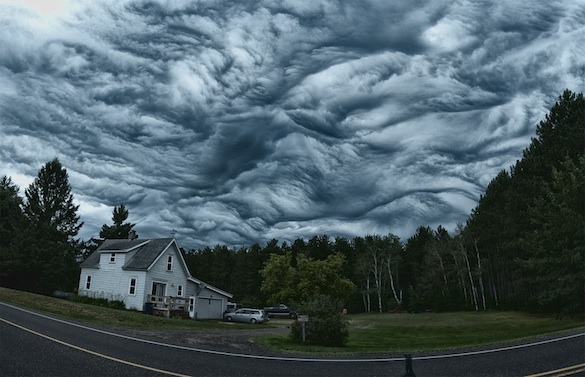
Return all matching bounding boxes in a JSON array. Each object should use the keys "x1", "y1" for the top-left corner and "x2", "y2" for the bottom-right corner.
[
  {"x1": 166, "y1": 255, "x2": 173, "y2": 271},
  {"x1": 85, "y1": 275, "x2": 91, "y2": 290},
  {"x1": 129, "y1": 277, "x2": 137, "y2": 295},
  {"x1": 177, "y1": 285, "x2": 183, "y2": 297},
  {"x1": 109, "y1": 253, "x2": 116, "y2": 263}
]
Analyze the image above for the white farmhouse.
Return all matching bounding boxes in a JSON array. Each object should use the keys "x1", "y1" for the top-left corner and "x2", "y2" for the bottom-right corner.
[{"x1": 78, "y1": 238, "x2": 232, "y2": 319}]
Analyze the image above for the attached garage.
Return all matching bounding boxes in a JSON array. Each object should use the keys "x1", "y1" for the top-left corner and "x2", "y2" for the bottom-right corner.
[
  {"x1": 186, "y1": 277, "x2": 232, "y2": 319},
  {"x1": 193, "y1": 297, "x2": 223, "y2": 319}
]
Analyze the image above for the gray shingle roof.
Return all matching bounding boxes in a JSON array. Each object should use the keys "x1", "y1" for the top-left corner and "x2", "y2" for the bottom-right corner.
[
  {"x1": 79, "y1": 238, "x2": 174, "y2": 270},
  {"x1": 98, "y1": 239, "x2": 149, "y2": 251},
  {"x1": 123, "y1": 238, "x2": 173, "y2": 270}
]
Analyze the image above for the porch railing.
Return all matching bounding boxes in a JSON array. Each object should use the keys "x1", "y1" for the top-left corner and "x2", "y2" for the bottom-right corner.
[{"x1": 146, "y1": 295, "x2": 187, "y2": 316}]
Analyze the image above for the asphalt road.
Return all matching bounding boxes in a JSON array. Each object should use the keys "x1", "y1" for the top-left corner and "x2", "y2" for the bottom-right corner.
[{"x1": 1, "y1": 302, "x2": 583, "y2": 377}]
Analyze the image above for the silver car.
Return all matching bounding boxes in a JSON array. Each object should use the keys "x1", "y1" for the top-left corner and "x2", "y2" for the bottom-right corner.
[{"x1": 223, "y1": 308, "x2": 269, "y2": 324}]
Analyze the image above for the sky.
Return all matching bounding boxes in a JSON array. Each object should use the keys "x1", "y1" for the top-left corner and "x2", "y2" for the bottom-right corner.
[{"x1": 0, "y1": 0, "x2": 584, "y2": 250}]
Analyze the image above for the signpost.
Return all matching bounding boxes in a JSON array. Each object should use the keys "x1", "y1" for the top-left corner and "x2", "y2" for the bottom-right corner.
[{"x1": 297, "y1": 315, "x2": 309, "y2": 342}]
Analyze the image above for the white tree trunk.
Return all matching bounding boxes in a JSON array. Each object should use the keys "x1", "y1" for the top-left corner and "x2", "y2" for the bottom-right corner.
[
  {"x1": 385, "y1": 256, "x2": 402, "y2": 306},
  {"x1": 462, "y1": 244, "x2": 478, "y2": 311},
  {"x1": 474, "y1": 239, "x2": 487, "y2": 310},
  {"x1": 433, "y1": 248, "x2": 448, "y2": 289},
  {"x1": 372, "y1": 251, "x2": 383, "y2": 313},
  {"x1": 450, "y1": 248, "x2": 468, "y2": 304}
]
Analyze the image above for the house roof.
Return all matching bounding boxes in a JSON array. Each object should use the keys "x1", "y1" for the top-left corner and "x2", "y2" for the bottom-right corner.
[
  {"x1": 188, "y1": 276, "x2": 233, "y2": 298},
  {"x1": 122, "y1": 238, "x2": 174, "y2": 270},
  {"x1": 97, "y1": 238, "x2": 150, "y2": 252},
  {"x1": 79, "y1": 238, "x2": 174, "y2": 270}
]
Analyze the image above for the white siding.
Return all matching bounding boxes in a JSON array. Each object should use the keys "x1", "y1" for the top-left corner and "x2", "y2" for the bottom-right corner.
[
  {"x1": 78, "y1": 251, "x2": 149, "y2": 311},
  {"x1": 144, "y1": 243, "x2": 190, "y2": 302}
]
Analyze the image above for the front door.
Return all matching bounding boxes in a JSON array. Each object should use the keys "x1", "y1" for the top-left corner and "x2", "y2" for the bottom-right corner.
[{"x1": 151, "y1": 282, "x2": 166, "y2": 307}]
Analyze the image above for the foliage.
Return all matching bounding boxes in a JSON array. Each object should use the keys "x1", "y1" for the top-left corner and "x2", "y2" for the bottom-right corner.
[
  {"x1": 23, "y1": 158, "x2": 83, "y2": 238},
  {"x1": 0, "y1": 176, "x2": 29, "y2": 289},
  {"x1": 464, "y1": 90, "x2": 585, "y2": 315},
  {"x1": 260, "y1": 252, "x2": 355, "y2": 304},
  {"x1": 290, "y1": 295, "x2": 349, "y2": 347},
  {"x1": 0, "y1": 159, "x2": 83, "y2": 295},
  {"x1": 99, "y1": 203, "x2": 136, "y2": 239},
  {"x1": 70, "y1": 294, "x2": 127, "y2": 310}
]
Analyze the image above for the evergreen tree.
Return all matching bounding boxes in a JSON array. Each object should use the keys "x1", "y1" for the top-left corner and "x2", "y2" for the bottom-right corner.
[
  {"x1": 99, "y1": 204, "x2": 135, "y2": 239},
  {"x1": 0, "y1": 176, "x2": 29, "y2": 289},
  {"x1": 21, "y1": 159, "x2": 83, "y2": 294},
  {"x1": 465, "y1": 90, "x2": 584, "y2": 314},
  {"x1": 24, "y1": 158, "x2": 83, "y2": 238}
]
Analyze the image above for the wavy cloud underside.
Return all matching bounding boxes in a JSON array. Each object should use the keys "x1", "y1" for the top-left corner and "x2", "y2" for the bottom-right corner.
[{"x1": 1, "y1": 0, "x2": 584, "y2": 248}]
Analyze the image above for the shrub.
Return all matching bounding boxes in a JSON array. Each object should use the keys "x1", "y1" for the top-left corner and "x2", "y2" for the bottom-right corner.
[
  {"x1": 290, "y1": 295, "x2": 349, "y2": 347},
  {"x1": 70, "y1": 295, "x2": 126, "y2": 310}
]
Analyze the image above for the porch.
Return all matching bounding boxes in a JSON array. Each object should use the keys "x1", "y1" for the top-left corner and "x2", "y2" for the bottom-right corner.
[{"x1": 145, "y1": 295, "x2": 188, "y2": 318}]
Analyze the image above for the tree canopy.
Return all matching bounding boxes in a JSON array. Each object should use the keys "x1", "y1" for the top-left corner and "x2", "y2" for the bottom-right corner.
[
  {"x1": 99, "y1": 204, "x2": 135, "y2": 239},
  {"x1": 1, "y1": 159, "x2": 83, "y2": 294}
]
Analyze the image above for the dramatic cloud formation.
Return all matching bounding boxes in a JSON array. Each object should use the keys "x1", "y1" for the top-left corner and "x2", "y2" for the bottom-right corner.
[{"x1": 1, "y1": 0, "x2": 584, "y2": 248}]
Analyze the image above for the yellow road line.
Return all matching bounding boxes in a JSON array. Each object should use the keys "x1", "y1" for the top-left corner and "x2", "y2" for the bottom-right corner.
[
  {"x1": 0, "y1": 317, "x2": 191, "y2": 377},
  {"x1": 526, "y1": 363, "x2": 585, "y2": 377}
]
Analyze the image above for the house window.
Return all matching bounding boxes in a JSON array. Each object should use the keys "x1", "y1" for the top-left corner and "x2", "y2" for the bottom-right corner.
[
  {"x1": 129, "y1": 278, "x2": 137, "y2": 295},
  {"x1": 85, "y1": 275, "x2": 91, "y2": 289},
  {"x1": 167, "y1": 255, "x2": 173, "y2": 271},
  {"x1": 177, "y1": 285, "x2": 183, "y2": 297},
  {"x1": 109, "y1": 253, "x2": 116, "y2": 263}
]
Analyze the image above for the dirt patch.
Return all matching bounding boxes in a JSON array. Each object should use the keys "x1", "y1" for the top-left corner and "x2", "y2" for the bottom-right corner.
[{"x1": 121, "y1": 321, "x2": 292, "y2": 354}]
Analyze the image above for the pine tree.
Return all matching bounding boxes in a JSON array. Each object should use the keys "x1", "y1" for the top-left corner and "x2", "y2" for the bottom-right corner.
[
  {"x1": 24, "y1": 158, "x2": 83, "y2": 238},
  {"x1": 99, "y1": 204, "x2": 136, "y2": 239},
  {"x1": 0, "y1": 176, "x2": 29, "y2": 289},
  {"x1": 21, "y1": 159, "x2": 83, "y2": 293}
]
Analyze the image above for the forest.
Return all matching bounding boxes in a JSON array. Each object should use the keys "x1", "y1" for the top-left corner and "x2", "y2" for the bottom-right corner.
[{"x1": 1, "y1": 90, "x2": 583, "y2": 316}]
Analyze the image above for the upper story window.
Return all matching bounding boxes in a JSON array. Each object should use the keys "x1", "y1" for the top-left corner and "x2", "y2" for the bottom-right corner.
[
  {"x1": 109, "y1": 253, "x2": 116, "y2": 263},
  {"x1": 167, "y1": 255, "x2": 173, "y2": 271},
  {"x1": 129, "y1": 278, "x2": 137, "y2": 295},
  {"x1": 85, "y1": 275, "x2": 91, "y2": 289}
]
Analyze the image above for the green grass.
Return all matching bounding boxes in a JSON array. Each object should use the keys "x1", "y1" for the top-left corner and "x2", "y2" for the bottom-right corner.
[
  {"x1": 0, "y1": 287, "x2": 253, "y2": 330},
  {"x1": 2, "y1": 287, "x2": 582, "y2": 354},
  {"x1": 256, "y1": 311, "x2": 584, "y2": 354}
]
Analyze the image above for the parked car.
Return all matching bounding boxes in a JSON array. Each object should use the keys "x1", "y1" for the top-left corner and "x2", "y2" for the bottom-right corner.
[
  {"x1": 264, "y1": 304, "x2": 297, "y2": 318},
  {"x1": 223, "y1": 308, "x2": 269, "y2": 324}
]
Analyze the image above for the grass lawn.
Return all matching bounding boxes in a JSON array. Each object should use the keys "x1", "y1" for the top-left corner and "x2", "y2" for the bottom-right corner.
[
  {"x1": 256, "y1": 311, "x2": 584, "y2": 354},
  {"x1": 0, "y1": 287, "x2": 251, "y2": 330}
]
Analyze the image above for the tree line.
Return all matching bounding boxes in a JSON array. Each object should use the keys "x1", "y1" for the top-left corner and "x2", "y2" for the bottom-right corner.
[{"x1": 1, "y1": 90, "x2": 582, "y2": 316}]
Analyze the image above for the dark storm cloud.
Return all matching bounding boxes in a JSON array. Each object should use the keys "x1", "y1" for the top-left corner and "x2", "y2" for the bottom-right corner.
[{"x1": 0, "y1": 0, "x2": 583, "y2": 248}]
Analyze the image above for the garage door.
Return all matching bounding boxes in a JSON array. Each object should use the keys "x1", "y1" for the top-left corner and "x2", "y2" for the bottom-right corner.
[{"x1": 196, "y1": 297, "x2": 223, "y2": 319}]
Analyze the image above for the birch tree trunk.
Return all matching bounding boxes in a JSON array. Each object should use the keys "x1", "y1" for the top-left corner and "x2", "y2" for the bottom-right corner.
[
  {"x1": 462, "y1": 244, "x2": 478, "y2": 311},
  {"x1": 385, "y1": 256, "x2": 402, "y2": 306},
  {"x1": 433, "y1": 248, "x2": 448, "y2": 290},
  {"x1": 450, "y1": 248, "x2": 468, "y2": 304},
  {"x1": 474, "y1": 239, "x2": 487, "y2": 310},
  {"x1": 372, "y1": 250, "x2": 383, "y2": 313}
]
